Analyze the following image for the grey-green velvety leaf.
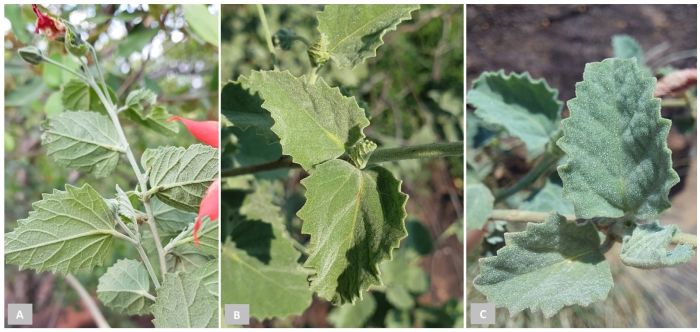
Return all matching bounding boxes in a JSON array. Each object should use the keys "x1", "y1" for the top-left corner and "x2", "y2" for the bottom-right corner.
[
  {"x1": 141, "y1": 144, "x2": 218, "y2": 212},
  {"x1": 317, "y1": 5, "x2": 419, "y2": 68},
  {"x1": 467, "y1": 71, "x2": 563, "y2": 157},
  {"x1": 223, "y1": 221, "x2": 312, "y2": 320},
  {"x1": 557, "y1": 58, "x2": 679, "y2": 219},
  {"x1": 620, "y1": 222, "x2": 694, "y2": 269},
  {"x1": 42, "y1": 111, "x2": 125, "y2": 178},
  {"x1": 5, "y1": 184, "x2": 117, "y2": 274},
  {"x1": 97, "y1": 259, "x2": 152, "y2": 315},
  {"x1": 299, "y1": 160, "x2": 408, "y2": 304},
  {"x1": 152, "y1": 270, "x2": 218, "y2": 328},
  {"x1": 612, "y1": 34, "x2": 645, "y2": 65},
  {"x1": 242, "y1": 70, "x2": 369, "y2": 170},
  {"x1": 327, "y1": 295, "x2": 377, "y2": 328},
  {"x1": 473, "y1": 214, "x2": 613, "y2": 318},
  {"x1": 221, "y1": 80, "x2": 273, "y2": 130},
  {"x1": 467, "y1": 182, "x2": 494, "y2": 230},
  {"x1": 520, "y1": 180, "x2": 574, "y2": 215}
]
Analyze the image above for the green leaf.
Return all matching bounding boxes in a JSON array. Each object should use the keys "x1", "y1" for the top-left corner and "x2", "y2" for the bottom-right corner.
[
  {"x1": 221, "y1": 80, "x2": 273, "y2": 130},
  {"x1": 385, "y1": 309, "x2": 411, "y2": 328},
  {"x1": 123, "y1": 88, "x2": 179, "y2": 136},
  {"x1": 557, "y1": 58, "x2": 679, "y2": 219},
  {"x1": 520, "y1": 180, "x2": 574, "y2": 215},
  {"x1": 169, "y1": 217, "x2": 218, "y2": 257},
  {"x1": 97, "y1": 259, "x2": 153, "y2": 315},
  {"x1": 45, "y1": 91, "x2": 63, "y2": 116},
  {"x1": 61, "y1": 79, "x2": 115, "y2": 114},
  {"x1": 222, "y1": 221, "x2": 313, "y2": 320},
  {"x1": 118, "y1": 26, "x2": 158, "y2": 57},
  {"x1": 241, "y1": 70, "x2": 369, "y2": 170},
  {"x1": 141, "y1": 144, "x2": 218, "y2": 212},
  {"x1": 620, "y1": 222, "x2": 695, "y2": 269},
  {"x1": 5, "y1": 4, "x2": 31, "y2": 43},
  {"x1": 466, "y1": 182, "x2": 494, "y2": 230},
  {"x1": 42, "y1": 111, "x2": 124, "y2": 178},
  {"x1": 467, "y1": 71, "x2": 563, "y2": 157},
  {"x1": 152, "y1": 198, "x2": 196, "y2": 236},
  {"x1": 612, "y1": 34, "x2": 645, "y2": 65},
  {"x1": 5, "y1": 184, "x2": 118, "y2": 274},
  {"x1": 327, "y1": 295, "x2": 377, "y2": 328},
  {"x1": 473, "y1": 214, "x2": 613, "y2": 318},
  {"x1": 381, "y1": 250, "x2": 428, "y2": 309},
  {"x1": 317, "y1": 5, "x2": 420, "y2": 68},
  {"x1": 299, "y1": 160, "x2": 408, "y2": 304},
  {"x1": 183, "y1": 5, "x2": 218, "y2": 46},
  {"x1": 152, "y1": 269, "x2": 218, "y2": 328}
]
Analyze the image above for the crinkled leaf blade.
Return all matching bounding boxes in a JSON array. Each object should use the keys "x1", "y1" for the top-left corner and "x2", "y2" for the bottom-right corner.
[
  {"x1": 557, "y1": 58, "x2": 679, "y2": 219},
  {"x1": 473, "y1": 214, "x2": 613, "y2": 318},
  {"x1": 317, "y1": 5, "x2": 419, "y2": 68},
  {"x1": 467, "y1": 71, "x2": 562, "y2": 157},
  {"x1": 5, "y1": 184, "x2": 117, "y2": 274},
  {"x1": 620, "y1": 222, "x2": 694, "y2": 269},
  {"x1": 97, "y1": 259, "x2": 152, "y2": 315},
  {"x1": 299, "y1": 160, "x2": 408, "y2": 304}
]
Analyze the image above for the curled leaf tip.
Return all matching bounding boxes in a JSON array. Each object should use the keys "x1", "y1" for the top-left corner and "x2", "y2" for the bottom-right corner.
[{"x1": 168, "y1": 116, "x2": 219, "y2": 148}]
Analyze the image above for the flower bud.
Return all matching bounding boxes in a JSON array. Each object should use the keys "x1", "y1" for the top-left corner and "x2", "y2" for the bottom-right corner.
[
  {"x1": 307, "y1": 35, "x2": 330, "y2": 67},
  {"x1": 64, "y1": 23, "x2": 88, "y2": 57},
  {"x1": 18, "y1": 46, "x2": 43, "y2": 65}
]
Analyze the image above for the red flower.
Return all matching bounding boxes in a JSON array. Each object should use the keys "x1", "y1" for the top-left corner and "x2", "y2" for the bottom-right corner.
[
  {"x1": 169, "y1": 116, "x2": 219, "y2": 148},
  {"x1": 193, "y1": 180, "x2": 219, "y2": 245},
  {"x1": 32, "y1": 5, "x2": 65, "y2": 40}
]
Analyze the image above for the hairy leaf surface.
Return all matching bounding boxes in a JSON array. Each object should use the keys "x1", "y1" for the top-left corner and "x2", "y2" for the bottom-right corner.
[
  {"x1": 557, "y1": 58, "x2": 679, "y2": 219},
  {"x1": 223, "y1": 221, "x2": 312, "y2": 320},
  {"x1": 473, "y1": 214, "x2": 613, "y2": 318},
  {"x1": 42, "y1": 111, "x2": 124, "y2": 178},
  {"x1": 152, "y1": 268, "x2": 218, "y2": 327},
  {"x1": 317, "y1": 5, "x2": 419, "y2": 68},
  {"x1": 97, "y1": 259, "x2": 152, "y2": 315},
  {"x1": 467, "y1": 71, "x2": 562, "y2": 157},
  {"x1": 142, "y1": 144, "x2": 218, "y2": 212},
  {"x1": 242, "y1": 70, "x2": 369, "y2": 170},
  {"x1": 299, "y1": 160, "x2": 408, "y2": 304},
  {"x1": 5, "y1": 184, "x2": 117, "y2": 274},
  {"x1": 620, "y1": 222, "x2": 695, "y2": 269}
]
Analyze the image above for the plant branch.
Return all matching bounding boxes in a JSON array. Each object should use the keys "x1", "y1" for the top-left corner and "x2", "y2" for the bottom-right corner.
[
  {"x1": 256, "y1": 4, "x2": 277, "y2": 67},
  {"x1": 64, "y1": 274, "x2": 110, "y2": 328},
  {"x1": 489, "y1": 209, "x2": 697, "y2": 247},
  {"x1": 222, "y1": 141, "x2": 463, "y2": 177},
  {"x1": 41, "y1": 56, "x2": 89, "y2": 82}
]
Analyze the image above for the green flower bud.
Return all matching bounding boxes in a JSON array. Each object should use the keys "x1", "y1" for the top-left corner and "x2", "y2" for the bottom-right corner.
[
  {"x1": 64, "y1": 24, "x2": 88, "y2": 57},
  {"x1": 307, "y1": 35, "x2": 330, "y2": 67},
  {"x1": 18, "y1": 46, "x2": 44, "y2": 65}
]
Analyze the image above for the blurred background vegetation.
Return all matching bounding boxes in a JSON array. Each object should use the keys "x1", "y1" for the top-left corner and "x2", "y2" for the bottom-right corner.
[
  {"x1": 221, "y1": 4, "x2": 464, "y2": 328},
  {"x1": 4, "y1": 4, "x2": 217, "y2": 328}
]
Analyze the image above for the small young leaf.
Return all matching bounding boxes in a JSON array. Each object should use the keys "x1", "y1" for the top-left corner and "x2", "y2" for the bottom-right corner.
[
  {"x1": 97, "y1": 259, "x2": 153, "y2": 315},
  {"x1": 42, "y1": 111, "x2": 125, "y2": 178},
  {"x1": 467, "y1": 71, "x2": 562, "y2": 157},
  {"x1": 152, "y1": 269, "x2": 218, "y2": 328},
  {"x1": 612, "y1": 34, "x2": 645, "y2": 65},
  {"x1": 141, "y1": 144, "x2": 218, "y2": 212},
  {"x1": 169, "y1": 217, "x2": 218, "y2": 257},
  {"x1": 223, "y1": 221, "x2": 313, "y2": 320},
  {"x1": 620, "y1": 222, "x2": 695, "y2": 269},
  {"x1": 467, "y1": 182, "x2": 494, "y2": 230},
  {"x1": 316, "y1": 5, "x2": 420, "y2": 68},
  {"x1": 123, "y1": 88, "x2": 179, "y2": 136},
  {"x1": 299, "y1": 160, "x2": 408, "y2": 304},
  {"x1": 5, "y1": 184, "x2": 118, "y2": 274},
  {"x1": 241, "y1": 70, "x2": 370, "y2": 170},
  {"x1": 557, "y1": 58, "x2": 679, "y2": 219},
  {"x1": 473, "y1": 214, "x2": 613, "y2": 318}
]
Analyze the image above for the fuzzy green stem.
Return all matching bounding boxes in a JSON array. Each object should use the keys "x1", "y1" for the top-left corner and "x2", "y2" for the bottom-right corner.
[
  {"x1": 256, "y1": 4, "x2": 277, "y2": 67},
  {"x1": 42, "y1": 55, "x2": 89, "y2": 82},
  {"x1": 221, "y1": 141, "x2": 463, "y2": 177}
]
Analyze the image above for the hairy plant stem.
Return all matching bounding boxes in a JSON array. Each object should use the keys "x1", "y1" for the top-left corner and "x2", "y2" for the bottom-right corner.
[
  {"x1": 221, "y1": 141, "x2": 464, "y2": 177},
  {"x1": 256, "y1": 4, "x2": 277, "y2": 68},
  {"x1": 489, "y1": 209, "x2": 697, "y2": 247},
  {"x1": 83, "y1": 62, "x2": 167, "y2": 283},
  {"x1": 65, "y1": 274, "x2": 110, "y2": 328}
]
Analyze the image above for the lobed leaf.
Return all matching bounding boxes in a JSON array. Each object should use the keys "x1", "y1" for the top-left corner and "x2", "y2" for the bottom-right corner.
[
  {"x1": 241, "y1": 70, "x2": 369, "y2": 170},
  {"x1": 557, "y1": 58, "x2": 679, "y2": 219},
  {"x1": 317, "y1": 5, "x2": 420, "y2": 68},
  {"x1": 467, "y1": 70, "x2": 563, "y2": 157},
  {"x1": 141, "y1": 144, "x2": 218, "y2": 212},
  {"x1": 620, "y1": 222, "x2": 695, "y2": 269},
  {"x1": 42, "y1": 111, "x2": 125, "y2": 178},
  {"x1": 299, "y1": 159, "x2": 408, "y2": 304},
  {"x1": 473, "y1": 214, "x2": 613, "y2": 318},
  {"x1": 97, "y1": 259, "x2": 152, "y2": 315},
  {"x1": 5, "y1": 184, "x2": 117, "y2": 274}
]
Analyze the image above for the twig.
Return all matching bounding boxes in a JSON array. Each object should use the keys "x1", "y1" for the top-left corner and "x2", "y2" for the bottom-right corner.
[{"x1": 64, "y1": 274, "x2": 109, "y2": 328}]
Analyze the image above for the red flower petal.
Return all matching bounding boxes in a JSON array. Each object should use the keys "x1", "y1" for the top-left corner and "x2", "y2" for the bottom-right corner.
[
  {"x1": 32, "y1": 5, "x2": 65, "y2": 40},
  {"x1": 193, "y1": 180, "x2": 220, "y2": 245},
  {"x1": 169, "y1": 116, "x2": 219, "y2": 148}
]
